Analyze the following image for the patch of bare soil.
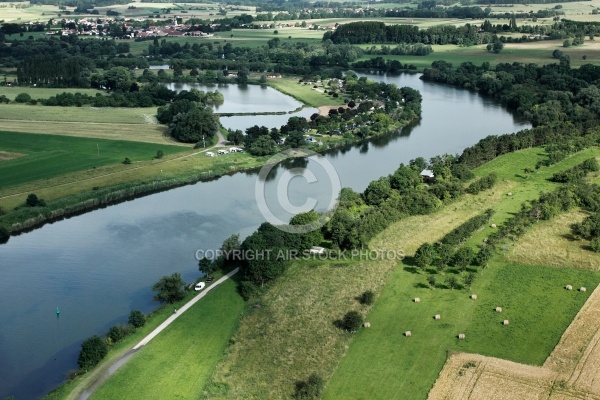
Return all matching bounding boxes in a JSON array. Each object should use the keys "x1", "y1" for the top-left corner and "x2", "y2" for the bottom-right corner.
[{"x1": 0, "y1": 151, "x2": 25, "y2": 161}]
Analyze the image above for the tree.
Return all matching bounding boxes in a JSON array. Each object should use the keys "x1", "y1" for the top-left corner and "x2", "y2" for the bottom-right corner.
[
  {"x1": 0, "y1": 226, "x2": 9, "y2": 244},
  {"x1": 249, "y1": 135, "x2": 276, "y2": 156},
  {"x1": 236, "y1": 68, "x2": 249, "y2": 84},
  {"x1": 294, "y1": 373, "x2": 324, "y2": 400},
  {"x1": 103, "y1": 66, "x2": 132, "y2": 91},
  {"x1": 168, "y1": 107, "x2": 217, "y2": 143},
  {"x1": 463, "y1": 272, "x2": 476, "y2": 289},
  {"x1": 445, "y1": 275, "x2": 458, "y2": 290},
  {"x1": 359, "y1": 290, "x2": 375, "y2": 305},
  {"x1": 123, "y1": 157, "x2": 132, "y2": 164},
  {"x1": 199, "y1": 257, "x2": 217, "y2": 276},
  {"x1": 289, "y1": 210, "x2": 324, "y2": 249},
  {"x1": 128, "y1": 310, "x2": 146, "y2": 328},
  {"x1": 227, "y1": 129, "x2": 244, "y2": 145},
  {"x1": 15, "y1": 93, "x2": 31, "y2": 103},
  {"x1": 77, "y1": 335, "x2": 108, "y2": 370},
  {"x1": 25, "y1": 193, "x2": 45, "y2": 207},
  {"x1": 152, "y1": 272, "x2": 186, "y2": 304},
  {"x1": 427, "y1": 274, "x2": 436, "y2": 288},
  {"x1": 414, "y1": 242, "x2": 436, "y2": 270},
  {"x1": 341, "y1": 310, "x2": 363, "y2": 331},
  {"x1": 492, "y1": 40, "x2": 504, "y2": 54},
  {"x1": 453, "y1": 246, "x2": 475, "y2": 270},
  {"x1": 591, "y1": 237, "x2": 600, "y2": 252}
]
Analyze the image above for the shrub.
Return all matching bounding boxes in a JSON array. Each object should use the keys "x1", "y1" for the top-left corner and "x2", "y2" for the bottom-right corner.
[
  {"x1": 107, "y1": 324, "x2": 133, "y2": 343},
  {"x1": 128, "y1": 310, "x2": 146, "y2": 328},
  {"x1": 15, "y1": 93, "x2": 32, "y2": 103},
  {"x1": 25, "y1": 193, "x2": 46, "y2": 207},
  {"x1": 77, "y1": 335, "x2": 108, "y2": 370},
  {"x1": 466, "y1": 173, "x2": 497, "y2": 194},
  {"x1": 359, "y1": 290, "x2": 375, "y2": 305},
  {"x1": 155, "y1": 150, "x2": 164, "y2": 159},
  {"x1": 123, "y1": 157, "x2": 132, "y2": 164},
  {"x1": 294, "y1": 373, "x2": 324, "y2": 399},
  {"x1": 0, "y1": 226, "x2": 9, "y2": 244},
  {"x1": 341, "y1": 310, "x2": 363, "y2": 332},
  {"x1": 238, "y1": 280, "x2": 261, "y2": 301},
  {"x1": 591, "y1": 237, "x2": 600, "y2": 252}
]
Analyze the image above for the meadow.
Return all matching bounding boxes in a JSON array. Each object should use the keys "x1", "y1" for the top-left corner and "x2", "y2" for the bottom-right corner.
[
  {"x1": 89, "y1": 278, "x2": 244, "y2": 400},
  {"x1": 267, "y1": 78, "x2": 346, "y2": 107},
  {"x1": 0, "y1": 87, "x2": 102, "y2": 100},
  {"x1": 0, "y1": 130, "x2": 186, "y2": 188}
]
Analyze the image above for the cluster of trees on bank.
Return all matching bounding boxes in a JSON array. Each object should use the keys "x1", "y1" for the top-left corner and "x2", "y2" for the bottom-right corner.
[
  {"x1": 77, "y1": 309, "x2": 146, "y2": 372},
  {"x1": 156, "y1": 97, "x2": 218, "y2": 143}
]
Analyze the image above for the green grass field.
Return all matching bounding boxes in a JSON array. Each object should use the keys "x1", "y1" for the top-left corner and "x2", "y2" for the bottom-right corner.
[
  {"x1": 267, "y1": 78, "x2": 346, "y2": 107},
  {"x1": 323, "y1": 261, "x2": 600, "y2": 400},
  {"x1": 0, "y1": 130, "x2": 185, "y2": 188},
  {"x1": 90, "y1": 278, "x2": 244, "y2": 400},
  {"x1": 0, "y1": 87, "x2": 102, "y2": 100}
]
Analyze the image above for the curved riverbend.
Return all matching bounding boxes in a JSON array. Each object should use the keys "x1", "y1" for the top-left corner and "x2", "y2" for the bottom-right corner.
[{"x1": 0, "y1": 73, "x2": 529, "y2": 399}]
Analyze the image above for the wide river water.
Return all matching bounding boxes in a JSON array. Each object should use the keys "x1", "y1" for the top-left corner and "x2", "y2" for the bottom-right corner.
[{"x1": 0, "y1": 73, "x2": 530, "y2": 399}]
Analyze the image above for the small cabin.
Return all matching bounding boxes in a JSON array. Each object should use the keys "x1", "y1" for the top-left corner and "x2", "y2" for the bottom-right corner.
[{"x1": 420, "y1": 169, "x2": 435, "y2": 182}]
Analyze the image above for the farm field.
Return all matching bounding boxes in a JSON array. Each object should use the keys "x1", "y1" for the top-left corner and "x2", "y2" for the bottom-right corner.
[
  {"x1": 89, "y1": 278, "x2": 244, "y2": 400},
  {"x1": 0, "y1": 130, "x2": 186, "y2": 188},
  {"x1": 0, "y1": 87, "x2": 102, "y2": 100},
  {"x1": 267, "y1": 78, "x2": 346, "y2": 107}
]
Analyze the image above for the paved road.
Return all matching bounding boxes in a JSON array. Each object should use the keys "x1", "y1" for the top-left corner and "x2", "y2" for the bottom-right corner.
[{"x1": 76, "y1": 267, "x2": 239, "y2": 400}]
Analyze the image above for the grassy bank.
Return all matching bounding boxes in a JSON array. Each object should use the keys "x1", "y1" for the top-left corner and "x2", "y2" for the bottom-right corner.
[
  {"x1": 267, "y1": 78, "x2": 346, "y2": 108},
  {"x1": 89, "y1": 278, "x2": 244, "y2": 400}
]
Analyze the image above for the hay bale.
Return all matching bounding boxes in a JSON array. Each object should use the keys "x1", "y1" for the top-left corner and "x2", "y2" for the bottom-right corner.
[
  {"x1": 404, "y1": 331, "x2": 412, "y2": 337},
  {"x1": 413, "y1": 297, "x2": 421, "y2": 303},
  {"x1": 503, "y1": 320, "x2": 510, "y2": 325},
  {"x1": 566, "y1": 285, "x2": 573, "y2": 291},
  {"x1": 363, "y1": 322, "x2": 371, "y2": 328},
  {"x1": 580, "y1": 287, "x2": 587, "y2": 292},
  {"x1": 495, "y1": 307, "x2": 503, "y2": 313},
  {"x1": 470, "y1": 294, "x2": 477, "y2": 300},
  {"x1": 458, "y1": 333, "x2": 466, "y2": 340},
  {"x1": 491, "y1": 223, "x2": 497, "y2": 228},
  {"x1": 507, "y1": 192, "x2": 513, "y2": 196},
  {"x1": 434, "y1": 314, "x2": 441, "y2": 320}
]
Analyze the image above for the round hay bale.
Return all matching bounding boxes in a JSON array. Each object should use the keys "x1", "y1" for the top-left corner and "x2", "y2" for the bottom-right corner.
[
  {"x1": 503, "y1": 320, "x2": 510, "y2": 325},
  {"x1": 404, "y1": 331, "x2": 412, "y2": 337},
  {"x1": 491, "y1": 223, "x2": 497, "y2": 228},
  {"x1": 580, "y1": 287, "x2": 587, "y2": 292},
  {"x1": 483, "y1": 238, "x2": 488, "y2": 243},
  {"x1": 458, "y1": 333, "x2": 466, "y2": 340},
  {"x1": 566, "y1": 285, "x2": 573, "y2": 291},
  {"x1": 434, "y1": 314, "x2": 441, "y2": 320},
  {"x1": 507, "y1": 192, "x2": 513, "y2": 196},
  {"x1": 470, "y1": 294, "x2": 477, "y2": 300},
  {"x1": 363, "y1": 322, "x2": 371, "y2": 328},
  {"x1": 495, "y1": 307, "x2": 503, "y2": 313},
  {"x1": 413, "y1": 297, "x2": 421, "y2": 303}
]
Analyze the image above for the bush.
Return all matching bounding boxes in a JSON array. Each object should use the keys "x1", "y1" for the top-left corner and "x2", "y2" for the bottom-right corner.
[
  {"x1": 15, "y1": 93, "x2": 32, "y2": 103},
  {"x1": 128, "y1": 310, "x2": 146, "y2": 328},
  {"x1": 359, "y1": 290, "x2": 375, "y2": 305},
  {"x1": 238, "y1": 280, "x2": 261, "y2": 300},
  {"x1": 77, "y1": 335, "x2": 108, "y2": 370},
  {"x1": 294, "y1": 373, "x2": 324, "y2": 399},
  {"x1": 123, "y1": 157, "x2": 132, "y2": 164},
  {"x1": 25, "y1": 193, "x2": 46, "y2": 207},
  {"x1": 341, "y1": 310, "x2": 363, "y2": 332},
  {"x1": 466, "y1": 173, "x2": 497, "y2": 194},
  {"x1": 107, "y1": 324, "x2": 133, "y2": 343},
  {"x1": 591, "y1": 237, "x2": 600, "y2": 252},
  {"x1": 0, "y1": 226, "x2": 9, "y2": 244}
]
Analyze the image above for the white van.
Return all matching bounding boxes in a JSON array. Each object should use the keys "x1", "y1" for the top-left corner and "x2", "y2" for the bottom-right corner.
[
  {"x1": 229, "y1": 147, "x2": 242, "y2": 153},
  {"x1": 217, "y1": 149, "x2": 229, "y2": 155}
]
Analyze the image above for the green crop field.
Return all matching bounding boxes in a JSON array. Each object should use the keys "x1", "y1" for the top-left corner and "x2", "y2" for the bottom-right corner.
[
  {"x1": 90, "y1": 278, "x2": 244, "y2": 400},
  {"x1": 0, "y1": 130, "x2": 186, "y2": 188}
]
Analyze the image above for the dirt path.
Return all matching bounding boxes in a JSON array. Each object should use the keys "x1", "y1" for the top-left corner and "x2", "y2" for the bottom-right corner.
[{"x1": 75, "y1": 267, "x2": 239, "y2": 400}]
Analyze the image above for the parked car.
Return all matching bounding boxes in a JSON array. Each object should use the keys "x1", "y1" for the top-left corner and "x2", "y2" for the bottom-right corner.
[
  {"x1": 205, "y1": 151, "x2": 215, "y2": 157},
  {"x1": 217, "y1": 149, "x2": 229, "y2": 155},
  {"x1": 194, "y1": 281, "x2": 206, "y2": 291},
  {"x1": 229, "y1": 147, "x2": 243, "y2": 152}
]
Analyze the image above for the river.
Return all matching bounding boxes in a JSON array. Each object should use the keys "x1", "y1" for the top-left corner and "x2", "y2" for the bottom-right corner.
[{"x1": 0, "y1": 73, "x2": 530, "y2": 399}]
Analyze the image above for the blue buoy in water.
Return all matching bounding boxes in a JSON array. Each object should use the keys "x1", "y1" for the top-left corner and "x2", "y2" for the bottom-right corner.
[{"x1": 56, "y1": 307, "x2": 60, "y2": 315}]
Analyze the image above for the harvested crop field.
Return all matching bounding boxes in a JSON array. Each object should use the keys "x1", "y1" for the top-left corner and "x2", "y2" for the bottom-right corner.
[
  {"x1": 0, "y1": 151, "x2": 25, "y2": 161},
  {"x1": 428, "y1": 285, "x2": 600, "y2": 400}
]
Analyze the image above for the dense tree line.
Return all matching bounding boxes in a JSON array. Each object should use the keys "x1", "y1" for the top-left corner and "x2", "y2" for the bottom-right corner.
[
  {"x1": 466, "y1": 173, "x2": 498, "y2": 194},
  {"x1": 573, "y1": 211, "x2": 600, "y2": 252},
  {"x1": 551, "y1": 158, "x2": 599, "y2": 183},
  {"x1": 439, "y1": 209, "x2": 495, "y2": 246}
]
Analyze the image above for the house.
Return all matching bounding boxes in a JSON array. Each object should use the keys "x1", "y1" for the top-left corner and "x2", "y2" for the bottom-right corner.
[
  {"x1": 205, "y1": 151, "x2": 215, "y2": 157},
  {"x1": 420, "y1": 169, "x2": 435, "y2": 182}
]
